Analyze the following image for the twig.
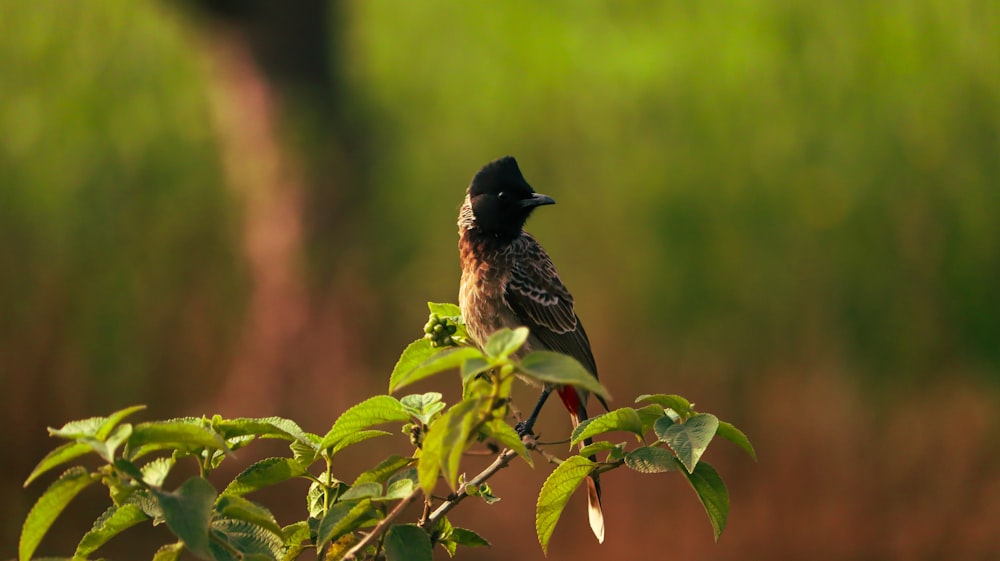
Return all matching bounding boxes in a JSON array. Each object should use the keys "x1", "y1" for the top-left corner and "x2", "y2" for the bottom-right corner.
[
  {"x1": 341, "y1": 486, "x2": 422, "y2": 561},
  {"x1": 521, "y1": 433, "x2": 565, "y2": 466},
  {"x1": 341, "y1": 447, "x2": 520, "y2": 559},
  {"x1": 422, "y1": 447, "x2": 519, "y2": 528}
]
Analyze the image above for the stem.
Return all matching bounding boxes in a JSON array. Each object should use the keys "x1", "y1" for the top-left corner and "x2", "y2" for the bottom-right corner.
[
  {"x1": 341, "y1": 487, "x2": 422, "y2": 561},
  {"x1": 419, "y1": 497, "x2": 432, "y2": 526},
  {"x1": 342, "y1": 447, "x2": 520, "y2": 559},
  {"x1": 199, "y1": 454, "x2": 211, "y2": 479},
  {"x1": 422, "y1": 447, "x2": 519, "y2": 528},
  {"x1": 593, "y1": 459, "x2": 625, "y2": 476},
  {"x1": 323, "y1": 457, "x2": 333, "y2": 512},
  {"x1": 525, "y1": 437, "x2": 565, "y2": 466},
  {"x1": 343, "y1": 369, "x2": 521, "y2": 558},
  {"x1": 419, "y1": 372, "x2": 532, "y2": 525}
]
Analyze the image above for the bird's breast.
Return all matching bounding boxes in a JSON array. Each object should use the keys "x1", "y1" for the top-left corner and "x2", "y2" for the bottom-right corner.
[{"x1": 458, "y1": 235, "x2": 522, "y2": 349}]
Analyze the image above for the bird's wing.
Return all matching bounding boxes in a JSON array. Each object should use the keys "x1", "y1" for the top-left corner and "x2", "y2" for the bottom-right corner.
[{"x1": 505, "y1": 236, "x2": 600, "y2": 378}]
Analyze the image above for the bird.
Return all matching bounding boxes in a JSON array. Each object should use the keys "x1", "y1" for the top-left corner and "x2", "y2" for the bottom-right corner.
[{"x1": 457, "y1": 155, "x2": 608, "y2": 543}]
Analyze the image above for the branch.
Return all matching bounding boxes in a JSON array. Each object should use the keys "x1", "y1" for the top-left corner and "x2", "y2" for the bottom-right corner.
[
  {"x1": 522, "y1": 433, "x2": 565, "y2": 466},
  {"x1": 423, "y1": 447, "x2": 519, "y2": 528},
  {"x1": 341, "y1": 447, "x2": 518, "y2": 559},
  {"x1": 341, "y1": 487, "x2": 422, "y2": 561}
]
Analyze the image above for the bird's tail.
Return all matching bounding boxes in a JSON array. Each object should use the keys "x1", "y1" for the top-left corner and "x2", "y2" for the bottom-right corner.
[
  {"x1": 559, "y1": 386, "x2": 605, "y2": 544},
  {"x1": 584, "y1": 469, "x2": 605, "y2": 544}
]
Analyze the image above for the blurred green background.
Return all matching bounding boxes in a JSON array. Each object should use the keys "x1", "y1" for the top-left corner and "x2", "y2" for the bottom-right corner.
[{"x1": 2, "y1": 1, "x2": 998, "y2": 559}]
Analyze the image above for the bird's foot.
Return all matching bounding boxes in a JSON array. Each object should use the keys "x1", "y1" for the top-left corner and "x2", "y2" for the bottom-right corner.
[{"x1": 515, "y1": 421, "x2": 536, "y2": 439}]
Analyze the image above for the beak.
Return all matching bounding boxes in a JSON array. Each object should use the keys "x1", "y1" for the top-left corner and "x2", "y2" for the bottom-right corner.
[{"x1": 520, "y1": 193, "x2": 556, "y2": 208}]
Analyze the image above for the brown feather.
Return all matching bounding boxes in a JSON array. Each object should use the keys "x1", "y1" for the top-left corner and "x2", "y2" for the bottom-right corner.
[{"x1": 457, "y1": 163, "x2": 609, "y2": 543}]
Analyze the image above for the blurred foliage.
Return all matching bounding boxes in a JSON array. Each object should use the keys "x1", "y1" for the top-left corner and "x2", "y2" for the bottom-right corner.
[
  {"x1": 347, "y1": 0, "x2": 999, "y2": 387},
  {"x1": 0, "y1": 2, "x2": 245, "y2": 403},
  {"x1": 1, "y1": 0, "x2": 999, "y2": 558}
]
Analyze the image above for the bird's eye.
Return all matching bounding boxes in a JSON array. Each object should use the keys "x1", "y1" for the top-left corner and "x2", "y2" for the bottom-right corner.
[{"x1": 497, "y1": 191, "x2": 507, "y2": 200}]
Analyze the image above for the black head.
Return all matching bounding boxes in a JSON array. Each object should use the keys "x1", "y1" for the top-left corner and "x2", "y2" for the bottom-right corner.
[{"x1": 464, "y1": 156, "x2": 555, "y2": 238}]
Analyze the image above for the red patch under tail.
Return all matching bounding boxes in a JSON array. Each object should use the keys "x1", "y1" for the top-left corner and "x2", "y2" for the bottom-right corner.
[{"x1": 556, "y1": 385, "x2": 583, "y2": 424}]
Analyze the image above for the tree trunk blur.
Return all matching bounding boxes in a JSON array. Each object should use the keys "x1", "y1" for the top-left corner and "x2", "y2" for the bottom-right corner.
[{"x1": 183, "y1": 0, "x2": 373, "y2": 418}]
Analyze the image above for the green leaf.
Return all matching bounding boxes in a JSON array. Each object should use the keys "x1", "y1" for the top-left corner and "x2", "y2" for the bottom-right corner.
[
  {"x1": 47, "y1": 405, "x2": 147, "y2": 441},
  {"x1": 329, "y1": 429, "x2": 392, "y2": 456},
  {"x1": 74, "y1": 503, "x2": 147, "y2": 558},
  {"x1": 152, "y1": 476, "x2": 217, "y2": 559},
  {"x1": 450, "y1": 527, "x2": 490, "y2": 549},
  {"x1": 635, "y1": 404, "x2": 668, "y2": 434},
  {"x1": 151, "y1": 541, "x2": 185, "y2": 561},
  {"x1": 431, "y1": 516, "x2": 457, "y2": 556},
  {"x1": 387, "y1": 467, "x2": 418, "y2": 492},
  {"x1": 636, "y1": 394, "x2": 694, "y2": 418},
  {"x1": 19, "y1": 466, "x2": 97, "y2": 561},
  {"x1": 238, "y1": 555, "x2": 275, "y2": 561},
  {"x1": 211, "y1": 517, "x2": 284, "y2": 560},
  {"x1": 316, "y1": 499, "x2": 375, "y2": 550},
  {"x1": 215, "y1": 495, "x2": 282, "y2": 536},
  {"x1": 390, "y1": 346, "x2": 484, "y2": 394},
  {"x1": 387, "y1": 339, "x2": 438, "y2": 392},
  {"x1": 222, "y1": 457, "x2": 307, "y2": 497},
  {"x1": 577, "y1": 440, "x2": 619, "y2": 459},
  {"x1": 400, "y1": 392, "x2": 446, "y2": 425},
  {"x1": 383, "y1": 477, "x2": 415, "y2": 501},
  {"x1": 655, "y1": 413, "x2": 719, "y2": 473},
  {"x1": 418, "y1": 398, "x2": 482, "y2": 494},
  {"x1": 339, "y1": 482, "x2": 383, "y2": 502},
  {"x1": 608, "y1": 444, "x2": 628, "y2": 461},
  {"x1": 23, "y1": 441, "x2": 91, "y2": 487},
  {"x1": 479, "y1": 419, "x2": 531, "y2": 465},
  {"x1": 81, "y1": 423, "x2": 133, "y2": 462},
  {"x1": 384, "y1": 524, "x2": 432, "y2": 561},
  {"x1": 463, "y1": 481, "x2": 499, "y2": 505},
  {"x1": 289, "y1": 439, "x2": 319, "y2": 467},
  {"x1": 353, "y1": 455, "x2": 412, "y2": 486},
  {"x1": 126, "y1": 420, "x2": 229, "y2": 460},
  {"x1": 141, "y1": 457, "x2": 176, "y2": 487},
  {"x1": 112, "y1": 458, "x2": 145, "y2": 483},
  {"x1": 484, "y1": 327, "x2": 529, "y2": 358},
  {"x1": 48, "y1": 417, "x2": 106, "y2": 440},
  {"x1": 518, "y1": 351, "x2": 611, "y2": 401},
  {"x1": 460, "y1": 357, "x2": 492, "y2": 384},
  {"x1": 95, "y1": 405, "x2": 148, "y2": 440},
  {"x1": 681, "y1": 460, "x2": 730, "y2": 541},
  {"x1": 280, "y1": 521, "x2": 311, "y2": 561},
  {"x1": 214, "y1": 416, "x2": 315, "y2": 447},
  {"x1": 427, "y1": 302, "x2": 462, "y2": 318},
  {"x1": 535, "y1": 456, "x2": 596, "y2": 554},
  {"x1": 283, "y1": 520, "x2": 310, "y2": 542},
  {"x1": 319, "y1": 396, "x2": 410, "y2": 453},
  {"x1": 570, "y1": 407, "x2": 642, "y2": 446},
  {"x1": 717, "y1": 421, "x2": 757, "y2": 461},
  {"x1": 126, "y1": 489, "x2": 164, "y2": 523},
  {"x1": 307, "y1": 475, "x2": 345, "y2": 520},
  {"x1": 624, "y1": 446, "x2": 679, "y2": 474},
  {"x1": 463, "y1": 363, "x2": 515, "y2": 402}
]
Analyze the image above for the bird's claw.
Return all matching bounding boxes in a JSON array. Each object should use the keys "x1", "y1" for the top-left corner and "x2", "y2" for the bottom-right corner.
[{"x1": 515, "y1": 421, "x2": 535, "y2": 439}]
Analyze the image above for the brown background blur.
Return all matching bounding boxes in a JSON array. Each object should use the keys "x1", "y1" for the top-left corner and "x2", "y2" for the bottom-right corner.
[{"x1": 2, "y1": 1, "x2": 998, "y2": 560}]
